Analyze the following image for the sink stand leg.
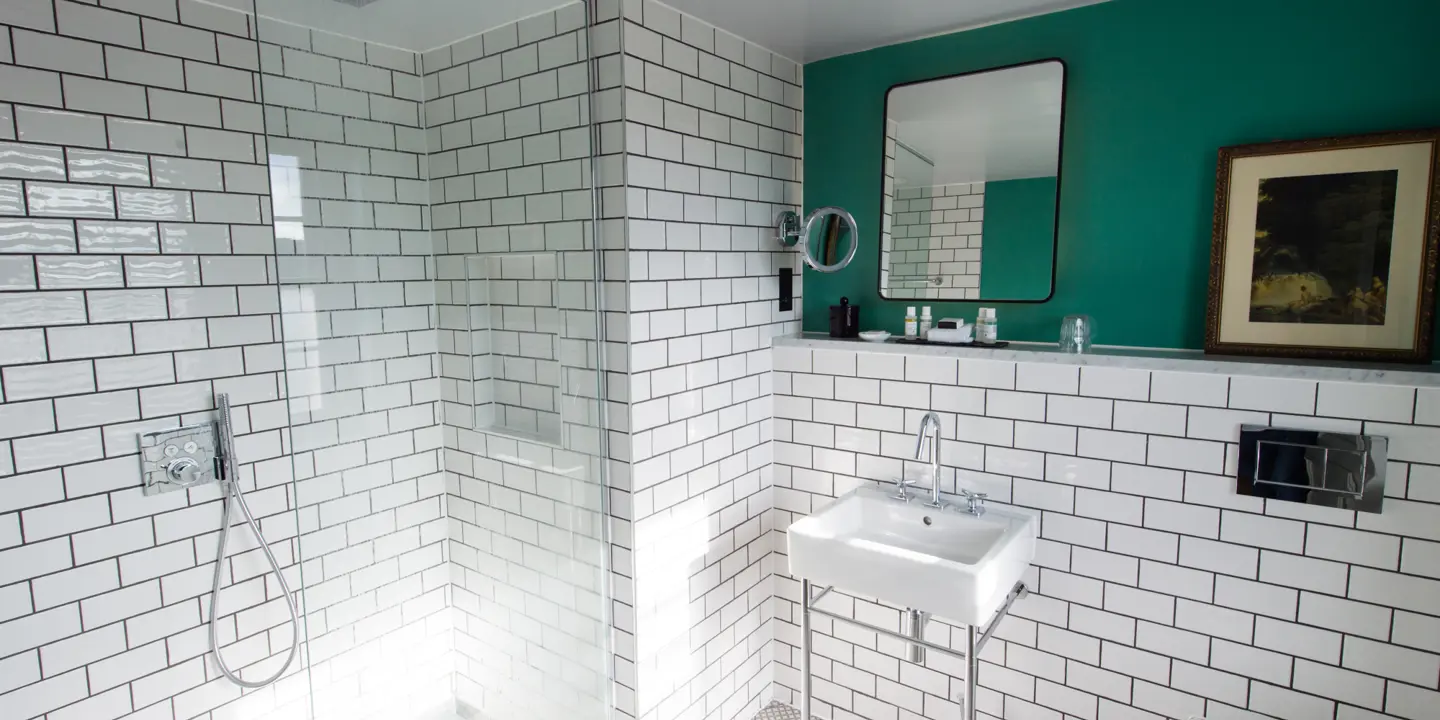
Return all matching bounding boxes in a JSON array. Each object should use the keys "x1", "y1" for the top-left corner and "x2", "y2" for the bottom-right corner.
[
  {"x1": 796, "y1": 581, "x2": 1025, "y2": 720},
  {"x1": 801, "y1": 578, "x2": 813, "y2": 720},
  {"x1": 965, "y1": 623, "x2": 978, "y2": 720}
]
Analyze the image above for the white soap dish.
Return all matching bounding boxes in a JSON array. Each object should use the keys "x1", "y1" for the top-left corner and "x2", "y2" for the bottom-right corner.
[{"x1": 859, "y1": 330, "x2": 891, "y2": 343}]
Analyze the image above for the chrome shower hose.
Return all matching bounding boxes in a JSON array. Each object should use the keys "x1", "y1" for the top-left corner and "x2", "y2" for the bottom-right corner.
[{"x1": 210, "y1": 394, "x2": 301, "y2": 689}]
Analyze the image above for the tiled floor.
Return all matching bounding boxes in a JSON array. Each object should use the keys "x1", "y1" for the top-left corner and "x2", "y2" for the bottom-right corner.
[{"x1": 754, "y1": 701, "x2": 803, "y2": 720}]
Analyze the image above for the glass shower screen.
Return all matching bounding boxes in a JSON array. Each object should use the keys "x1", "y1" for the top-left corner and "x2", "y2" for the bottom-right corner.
[{"x1": 254, "y1": 2, "x2": 611, "y2": 720}]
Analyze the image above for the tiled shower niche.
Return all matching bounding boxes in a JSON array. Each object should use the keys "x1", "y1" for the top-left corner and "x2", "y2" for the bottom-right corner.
[{"x1": 464, "y1": 252, "x2": 565, "y2": 445}]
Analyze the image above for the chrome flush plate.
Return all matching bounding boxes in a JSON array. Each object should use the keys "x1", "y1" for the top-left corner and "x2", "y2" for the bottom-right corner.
[
  {"x1": 1237, "y1": 424, "x2": 1387, "y2": 513},
  {"x1": 140, "y1": 423, "x2": 223, "y2": 496}
]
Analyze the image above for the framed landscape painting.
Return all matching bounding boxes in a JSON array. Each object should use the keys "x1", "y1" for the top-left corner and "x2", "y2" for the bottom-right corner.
[{"x1": 1206, "y1": 128, "x2": 1440, "y2": 362}]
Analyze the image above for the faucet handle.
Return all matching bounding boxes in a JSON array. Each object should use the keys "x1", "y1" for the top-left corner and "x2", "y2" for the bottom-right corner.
[
  {"x1": 960, "y1": 489, "x2": 988, "y2": 515},
  {"x1": 892, "y1": 476, "x2": 917, "y2": 501}
]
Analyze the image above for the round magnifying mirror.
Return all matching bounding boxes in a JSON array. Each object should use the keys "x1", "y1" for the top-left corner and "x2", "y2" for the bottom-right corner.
[{"x1": 801, "y1": 206, "x2": 859, "y2": 273}]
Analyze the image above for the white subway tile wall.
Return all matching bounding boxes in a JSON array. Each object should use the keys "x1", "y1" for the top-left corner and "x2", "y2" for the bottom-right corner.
[
  {"x1": 607, "y1": 4, "x2": 803, "y2": 720},
  {"x1": 0, "y1": 1, "x2": 320, "y2": 719},
  {"x1": 770, "y1": 343, "x2": 1440, "y2": 720}
]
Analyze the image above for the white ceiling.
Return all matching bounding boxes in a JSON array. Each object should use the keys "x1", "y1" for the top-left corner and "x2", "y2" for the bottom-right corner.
[
  {"x1": 212, "y1": 0, "x2": 573, "y2": 53},
  {"x1": 216, "y1": 0, "x2": 1102, "y2": 59},
  {"x1": 891, "y1": 61, "x2": 1064, "y2": 185},
  {"x1": 662, "y1": 0, "x2": 1105, "y2": 63}
]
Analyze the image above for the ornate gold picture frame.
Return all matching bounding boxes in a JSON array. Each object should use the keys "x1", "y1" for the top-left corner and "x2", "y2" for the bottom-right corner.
[{"x1": 1206, "y1": 129, "x2": 1440, "y2": 363}]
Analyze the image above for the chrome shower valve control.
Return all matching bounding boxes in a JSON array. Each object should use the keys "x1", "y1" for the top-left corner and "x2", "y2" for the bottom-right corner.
[
  {"x1": 166, "y1": 457, "x2": 205, "y2": 485},
  {"x1": 140, "y1": 423, "x2": 222, "y2": 496}
]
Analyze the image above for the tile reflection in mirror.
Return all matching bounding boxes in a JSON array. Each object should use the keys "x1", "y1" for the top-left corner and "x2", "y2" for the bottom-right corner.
[{"x1": 879, "y1": 60, "x2": 1064, "y2": 301}]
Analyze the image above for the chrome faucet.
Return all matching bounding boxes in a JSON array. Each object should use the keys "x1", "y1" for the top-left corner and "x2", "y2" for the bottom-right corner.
[
  {"x1": 961, "y1": 489, "x2": 989, "y2": 517},
  {"x1": 914, "y1": 412, "x2": 945, "y2": 508}
]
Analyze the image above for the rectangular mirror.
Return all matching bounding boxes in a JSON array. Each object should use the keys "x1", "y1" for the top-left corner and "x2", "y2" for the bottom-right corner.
[{"x1": 879, "y1": 59, "x2": 1066, "y2": 301}]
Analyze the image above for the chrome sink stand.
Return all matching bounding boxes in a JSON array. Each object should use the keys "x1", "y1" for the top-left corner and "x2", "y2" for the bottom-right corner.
[{"x1": 798, "y1": 580, "x2": 1028, "y2": 720}]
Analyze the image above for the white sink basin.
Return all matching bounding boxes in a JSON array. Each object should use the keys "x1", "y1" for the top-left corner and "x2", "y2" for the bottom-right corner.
[{"x1": 787, "y1": 485, "x2": 1037, "y2": 626}]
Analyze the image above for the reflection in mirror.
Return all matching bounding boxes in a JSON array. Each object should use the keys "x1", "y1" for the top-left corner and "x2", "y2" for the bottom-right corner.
[
  {"x1": 802, "y1": 207, "x2": 859, "y2": 273},
  {"x1": 879, "y1": 60, "x2": 1065, "y2": 301}
]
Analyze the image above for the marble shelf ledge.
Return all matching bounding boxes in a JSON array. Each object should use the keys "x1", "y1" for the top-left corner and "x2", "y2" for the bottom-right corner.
[{"x1": 777, "y1": 333, "x2": 1440, "y2": 388}]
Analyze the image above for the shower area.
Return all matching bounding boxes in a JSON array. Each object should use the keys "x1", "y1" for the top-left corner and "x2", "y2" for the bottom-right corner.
[
  {"x1": 223, "y1": 1, "x2": 614, "y2": 718},
  {"x1": 256, "y1": 1, "x2": 610, "y2": 720},
  {"x1": 0, "y1": 0, "x2": 800, "y2": 717}
]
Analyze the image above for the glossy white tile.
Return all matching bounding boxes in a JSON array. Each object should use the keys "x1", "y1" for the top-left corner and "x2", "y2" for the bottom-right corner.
[
  {"x1": 15, "y1": 107, "x2": 107, "y2": 148},
  {"x1": 0, "y1": 329, "x2": 47, "y2": 365},
  {"x1": 159, "y1": 223, "x2": 230, "y2": 254},
  {"x1": 167, "y1": 287, "x2": 238, "y2": 318},
  {"x1": 192, "y1": 192, "x2": 259, "y2": 223},
  {"x1": 76, "y1": 221, "x2": 159, "y2": 254},
  {"x1": 0, "y1": 219, "x2": 77, "y2": 253},
  {"x1": 84, "y1": 288, "x2": 168, "y2": 323},
  {"x1": 26, "y1": 183, "x2": 115, "y2": 218},
  {"x1": 93, "y1": 354, "x2": 174, "y2": 391},
  {"x1": 13, "y1": 428, "x2": 105, "y2": 473},
  {"x1": 1230, "y1": 376, "x2": 1317, "y2": 415},
  {"x1": 124, "y1": 256, "x2": 200, "y2": 287},
  {"x1": 46, "y1": 324, "x2": 134, "y2": 361},
  {"x1": 3, "y1": 360, "x2": 95, "y2": 401},
  {"x1": 105, "y1": 117, "x2": 186, "y2": 155},
  {"x1": 12, "y1": 28, "x2": 105, "y2": 76},
  {"x1": 116, "y1": 188, "x2": 193, "y2": 221},
  {"x1": 66, "y1": 149, "x2": 150, "y2": 186},
  {"x1": 0, "y1": 180, "x2": 25, "y2": 215},
  {"x1": 0, "y1": 142, "x2": 66, "y2": 180},
  {"x1": 0, "y1": 256, "x2": 37, "y2": 290},
  {"x1": 0, "y1": 0, "x2": 56, "y2": 33},
  {"x1": 55, "y1": 1, "x2": 142, "y2": 48},
  {"x1": 0, "y1": 65, "x2": 63, "y2": 108},
  {"x1": 36, "y1": 256, "x2": 124, "y2": 289},
  {"x1": 150, "y1": 156, "x2": 223, "y2": 191},
  {"x1": 0, "y1": 291, "x2": 87, "y2": 328},
  {"x1": 199, "y1": 256, "x2": 266, "y2": 285}
]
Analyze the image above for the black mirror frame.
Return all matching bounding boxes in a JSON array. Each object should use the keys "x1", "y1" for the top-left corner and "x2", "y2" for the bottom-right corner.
[{"x1": 877, "y1": 57, "x2": 1068, "y2": 304}]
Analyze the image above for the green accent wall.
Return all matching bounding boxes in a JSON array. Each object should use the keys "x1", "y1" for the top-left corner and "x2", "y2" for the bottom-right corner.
[
  {"x1": 803, "y1": 0, "x2": 1440, "y2": 350},
  {"x1": 979, "y1": 177, "x2": 1058, "y2": 300}
]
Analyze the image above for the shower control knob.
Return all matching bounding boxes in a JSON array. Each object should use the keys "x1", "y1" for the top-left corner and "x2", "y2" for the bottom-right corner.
[
  {"x1": 183, "y1": 441, "x2": 199, "y2": 454},
  {"x1": 165, "y1": 457, "x2": 205, "y2": 486}
]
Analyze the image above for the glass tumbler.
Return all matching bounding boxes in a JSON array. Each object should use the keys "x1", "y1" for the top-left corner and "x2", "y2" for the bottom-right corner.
[{"x1": 1060, "y1": 315, "x2": 1095, "y2": 354}]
